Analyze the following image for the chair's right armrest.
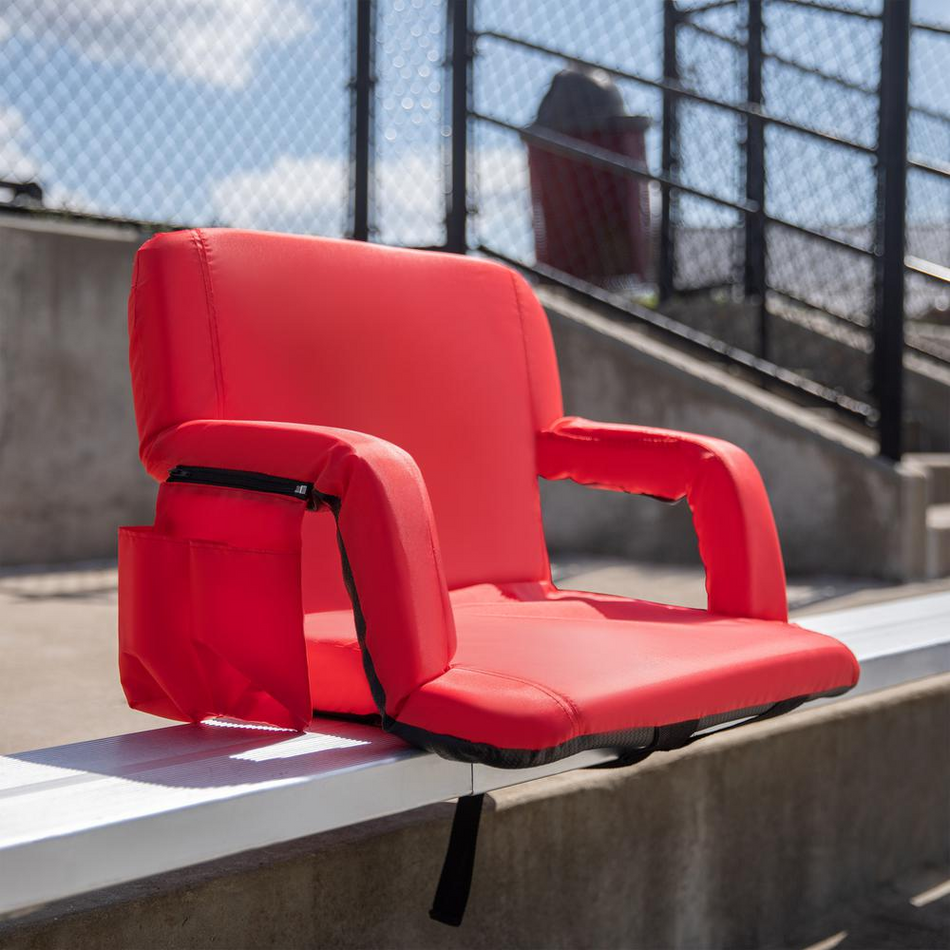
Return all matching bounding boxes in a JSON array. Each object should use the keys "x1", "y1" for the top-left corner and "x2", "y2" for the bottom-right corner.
[{"x1": 136, "y1": 419, "x2": 456, "y2": 723}]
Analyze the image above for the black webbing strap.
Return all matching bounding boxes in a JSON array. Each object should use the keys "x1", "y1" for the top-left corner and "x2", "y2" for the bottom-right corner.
[
  {"x1": 717, "y1": 696, "x2": 805, "y2": 729},
  {"x1": 429, "y1": 793, "x2": 485, "y2": 927},
  {"x1": 590, "y1": 718, "x2": 699, "y2": 769},
  {"x1": 590, "y1": 696, "x2": 808, "y2": 770}
]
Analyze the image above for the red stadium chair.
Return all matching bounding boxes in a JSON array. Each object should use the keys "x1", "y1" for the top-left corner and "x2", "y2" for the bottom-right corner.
[{"x1": 119, "y1": 230, "x2": 858, "y2": 921}]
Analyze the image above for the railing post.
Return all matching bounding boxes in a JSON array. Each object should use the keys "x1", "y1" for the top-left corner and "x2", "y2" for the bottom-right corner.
[
  {"x1": 445, "y1": 0, "x2": 472, "y2": 254},
  {"x1": 350, "y1": 0, "x2": 376, "y2": 242},
  {"x1": 744, "y1": 0, "x2": 767, "y2": 358},
  {"x1": 874, "y1": 0, "x2": 910, "y2": 460},
  {"x1": 658, "y1": 0, "x2": 679, "y2": 302}
]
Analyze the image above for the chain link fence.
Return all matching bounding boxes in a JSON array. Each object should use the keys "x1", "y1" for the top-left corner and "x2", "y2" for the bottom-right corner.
[
  {"x1": 906, "y1": 13, "x2": 950, "y2": 365},
  {"x1": 0, "y1": 0, "x2": 351, "y2": 232},
  {"x1": 471, "y1": 0, "x2": 950, "y2": 454},
  {"x1": 375, "y1": 0, "x2": 446, "y2": 246},
  {"x1": 1, "y1": 1, "x2": 948, "y2": 452},
  {"x1": 0, "y1": 0, "x2": 461, "y2": 243}
]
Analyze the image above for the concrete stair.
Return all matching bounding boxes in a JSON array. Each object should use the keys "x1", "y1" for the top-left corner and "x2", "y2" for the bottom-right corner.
[
  {"x1": 926, "y1": 504, "x2": 950, "y2": 578},
  {"x1": 543, "y1": 288, "x2": 939, "y2": 581},
  {"x1": 908, "y1": 454, "x2": 950, "y2": 577}
]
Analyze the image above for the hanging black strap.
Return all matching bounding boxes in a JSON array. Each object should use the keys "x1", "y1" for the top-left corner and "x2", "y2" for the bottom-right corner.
[
  {"x1": 428, "y1": 697, "x2": 808, "y2": 923},
  {"x1": 429, "y1": 793, "x2": 485, "y2": 927}
]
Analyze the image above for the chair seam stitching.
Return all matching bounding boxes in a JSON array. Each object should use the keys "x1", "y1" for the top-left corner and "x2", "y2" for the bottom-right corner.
[
  {"x1": 508, "y1": 262, "x2": 553, "y2": 584},
  {"x1": 508, "y1": 270, "x2": 538, "y2": 431},
  {"x1": 454, "y1": 664, "x2": 581, "y2": 733},
  {"x1": 192, "y1": 229, "x2": 225, "y2": 419}
]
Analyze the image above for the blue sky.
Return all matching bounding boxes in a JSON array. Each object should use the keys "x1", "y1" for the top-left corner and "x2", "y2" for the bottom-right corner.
[{"x1": 0, "y1": 0, "x2": 948, "y2": 257}]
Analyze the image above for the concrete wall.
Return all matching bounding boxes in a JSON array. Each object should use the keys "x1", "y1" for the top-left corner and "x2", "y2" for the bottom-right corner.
[
  {"x1": 664, "y1": 295, "x2": 950, "y2": 453},
  {"x1": 0, "y1": 216, "x2": 155, "y2": 564},
  {"x1": 540, "y1": 290, "x2": 930, "y2": 580},
  {"x1": 2, "y1": 674, "x2": 947, "y2": 949}
]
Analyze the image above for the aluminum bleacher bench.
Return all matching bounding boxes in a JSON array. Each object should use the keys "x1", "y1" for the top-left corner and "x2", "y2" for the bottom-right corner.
[{"x1": 1, "y1": 590, "x2": 948, "y2": 921}]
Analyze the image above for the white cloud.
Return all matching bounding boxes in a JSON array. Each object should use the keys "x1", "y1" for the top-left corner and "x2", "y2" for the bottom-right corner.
[
  {"x1": 212, "y1": 153, "x2": 349, "y2": 234},
  {"x1": 0, "y1": 106, "x2": 39, "y2": 181},
  {"x1": 473, "y1": 145, "x2": 533, "y2": 256},
  {"x1": 213, "y1": 152, "x2": 450, "y2": 241},
  {"x1": 0, "y1": 0, "x2": 313, "y2": 88},
  {"x1": 474, "y1": 145, "x2": 531, "y2": 202},
  {"x1": 211, "y1": 146, "x2": 531, "y2": 244},
  {"x1": 0, "y1": 104, "x2": 100, "y2": 211}
]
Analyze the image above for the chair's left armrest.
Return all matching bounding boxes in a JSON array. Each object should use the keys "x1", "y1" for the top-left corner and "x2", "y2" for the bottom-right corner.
[{"x1": 537, "y1": 416, "x2": 788, "y2": 621}]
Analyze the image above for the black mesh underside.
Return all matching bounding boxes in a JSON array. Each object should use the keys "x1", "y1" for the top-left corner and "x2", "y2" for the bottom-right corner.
[{"x1": 381, "y1": 687, "x2": 850, "y2": 769}]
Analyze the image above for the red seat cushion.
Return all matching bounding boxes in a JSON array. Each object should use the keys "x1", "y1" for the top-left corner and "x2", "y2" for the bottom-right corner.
[
  {"x1": 306, "y1": 583, "x2": 859, "y2": 755},
  {"x1": 305, "y1": 609, "x2": 376, "y2": 716}
]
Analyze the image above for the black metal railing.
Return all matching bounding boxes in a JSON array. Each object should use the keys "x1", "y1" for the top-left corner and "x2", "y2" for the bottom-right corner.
[{"x1": 461, "y1": 0, "x2": 950, "y2": 461}]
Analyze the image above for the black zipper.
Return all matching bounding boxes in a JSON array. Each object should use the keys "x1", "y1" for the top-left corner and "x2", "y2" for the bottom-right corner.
[{"x1": 167, "y1": 465, "x2": 313, "y2": 502}]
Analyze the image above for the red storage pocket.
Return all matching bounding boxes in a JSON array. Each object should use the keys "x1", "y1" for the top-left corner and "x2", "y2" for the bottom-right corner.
[
  {"x1": 118, "y1": 483, "x2": 312, "y2": 730},
  {"x1": 118, "y1": 527, "x2": 210, "y2": 723}
]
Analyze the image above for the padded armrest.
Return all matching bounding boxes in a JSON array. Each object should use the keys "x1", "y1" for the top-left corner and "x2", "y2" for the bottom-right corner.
[
  {"x1": 145, "y1": 419, "x2": 457, "y2": 714},
  {"x1": 536, "y1": 417, "x2": 788, "y2": 622}
]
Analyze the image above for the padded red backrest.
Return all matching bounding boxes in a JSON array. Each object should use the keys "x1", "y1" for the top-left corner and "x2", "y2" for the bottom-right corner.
[{"x1": 129, "y1": 229, "x2": 563, "y2": 604}]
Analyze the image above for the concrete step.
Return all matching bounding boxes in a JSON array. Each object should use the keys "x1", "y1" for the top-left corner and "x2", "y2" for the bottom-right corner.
[
  {"x1": 908, "y1": 453, "x2": 950, "y2": 505},
  {"x1": 926, "y1": 503, "x2": 950, "y2": 578}
]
